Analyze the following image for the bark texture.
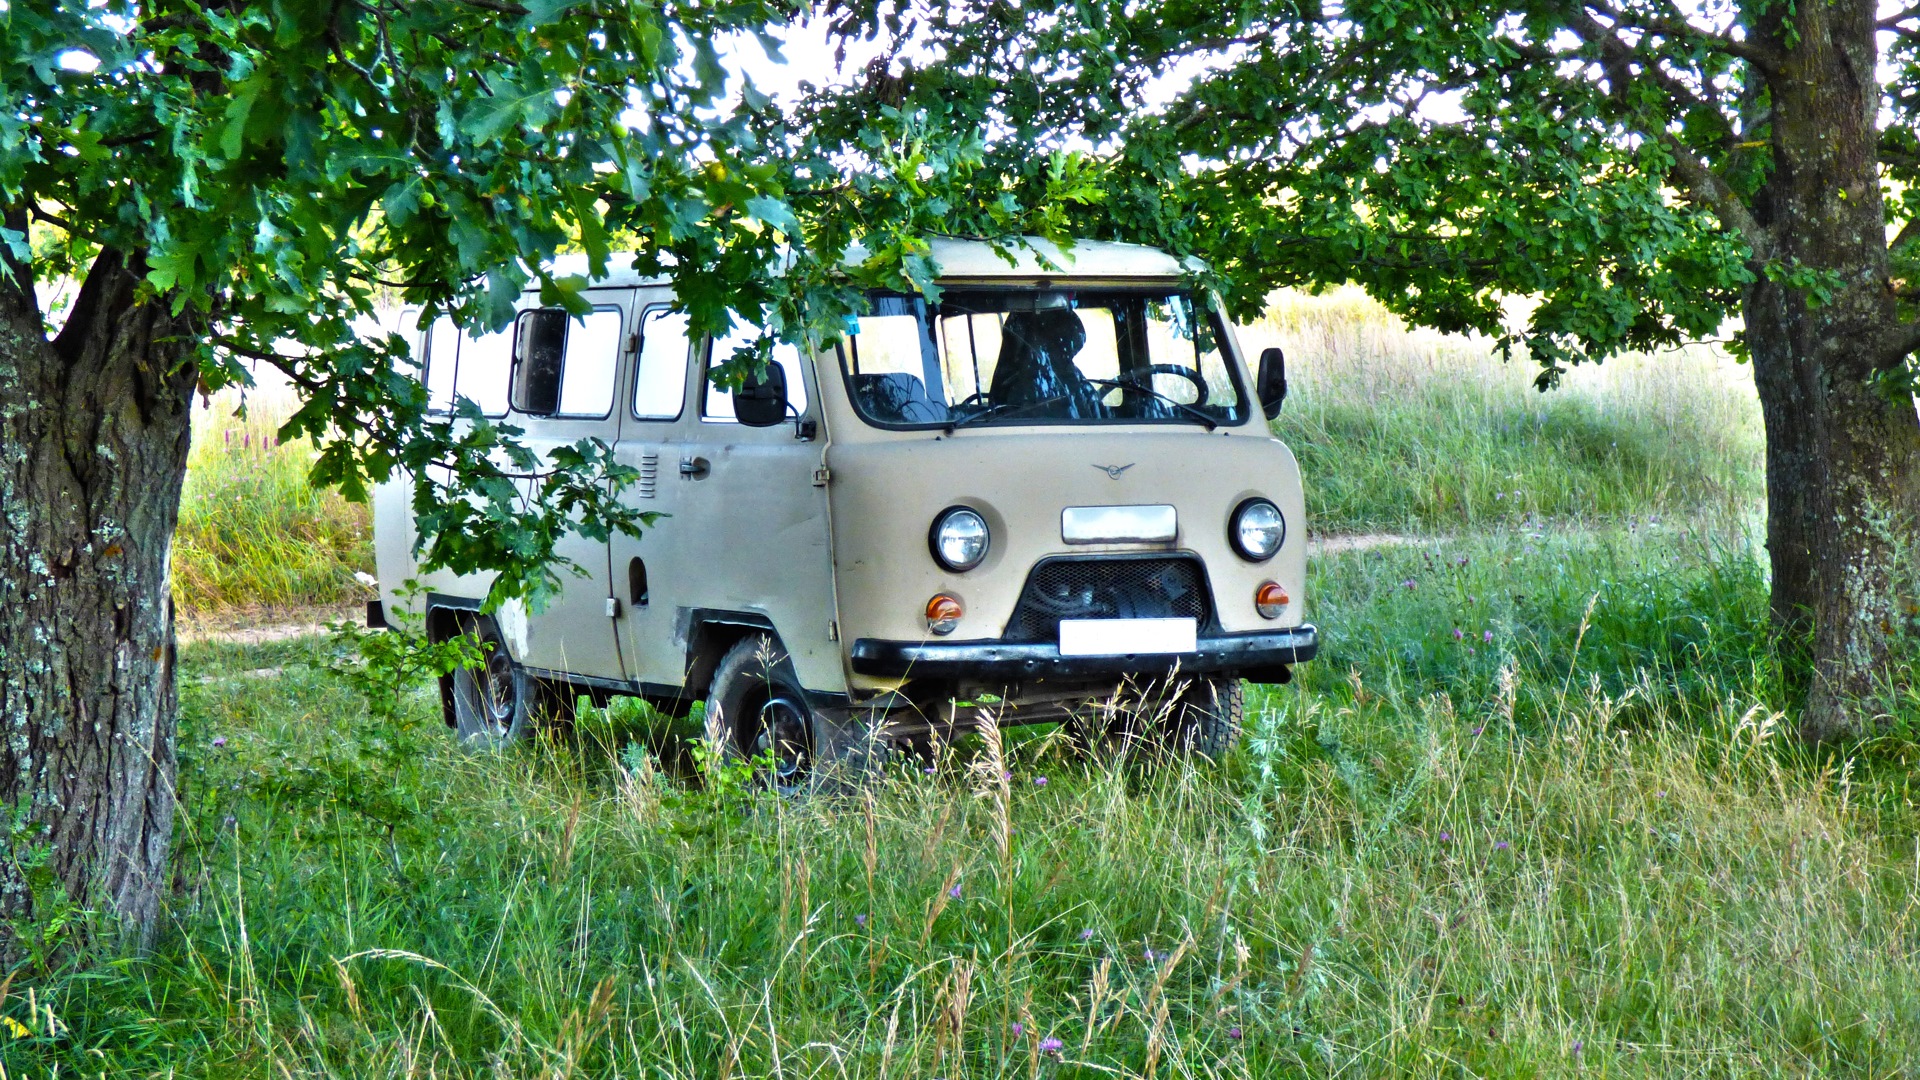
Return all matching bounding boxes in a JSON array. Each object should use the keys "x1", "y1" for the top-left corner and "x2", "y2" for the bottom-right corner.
[
  {"x1": 1746, "y1": 0, "x2": 1920, "y2": 739},
  {"x1": 0, "y1": 247, "x2": 198, "y2": 942}
]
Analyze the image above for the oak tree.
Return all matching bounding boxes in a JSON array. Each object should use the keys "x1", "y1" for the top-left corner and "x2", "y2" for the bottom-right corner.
[
  {"x1": 0, "y1": 0, "x2": 1069, "y2": 941},
  {"x1": 827, "y1": 0, "x2": 1920, "y2": 738}
]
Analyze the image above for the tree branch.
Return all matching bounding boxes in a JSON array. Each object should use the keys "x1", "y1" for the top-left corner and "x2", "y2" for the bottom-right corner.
[
  {"x1": 1585, "y1": 0, "x2": 1781, "y2": 72},
  {"x1": 1879, "y1": 5, "x2": 1920, "y2": 28},
  {"x1": 1892, "y1": 216, "x2": 1920, "y2": 255},
  {"x1": 1562, "y1": 7, "x2": 1770, "y2": 259},
  {"x1": 1875, "y1": 319, "x2": 1920, "y2": 367}
]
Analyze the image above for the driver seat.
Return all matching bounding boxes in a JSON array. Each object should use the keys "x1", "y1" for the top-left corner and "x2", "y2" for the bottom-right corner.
[{"x1": 990, "y1": 308, "x2": 1100, "y2": 415}]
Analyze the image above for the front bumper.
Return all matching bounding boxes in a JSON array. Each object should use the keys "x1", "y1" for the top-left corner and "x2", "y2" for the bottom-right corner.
[{"x1": 849, "y1": 624, "x2": 1318, "y2": 680}]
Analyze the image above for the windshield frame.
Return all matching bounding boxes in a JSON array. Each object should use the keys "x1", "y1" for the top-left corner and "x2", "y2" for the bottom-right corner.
[{"x1": 834, "y1": 286, "x2": 1252, "y2": 432}]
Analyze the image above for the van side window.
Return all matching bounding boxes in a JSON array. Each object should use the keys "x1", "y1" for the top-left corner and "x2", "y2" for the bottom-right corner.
[
  {"x1": 703, "y1": 325, "x2": 809, "y2": 422},
  {"x1": 421, "y1": 315, "x2": 509, "y2": 417},
  {"x1": 555, "y1": 309, "x2": 623, "y2": 417},
  {"x1": 632, "y1": 308, "x2": 690, "y2": 419}
]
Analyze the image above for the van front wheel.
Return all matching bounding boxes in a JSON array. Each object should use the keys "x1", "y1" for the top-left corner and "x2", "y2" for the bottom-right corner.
[
  {"x1": 1169, "y1": 677, "x2": 1244, "y2": 760},
  {"x1": 1073, "y1": 676, "x2": 1244, "y2": 762},
  {"x1": 707, "y1": 634, "x2": 814, "y2": 794}
]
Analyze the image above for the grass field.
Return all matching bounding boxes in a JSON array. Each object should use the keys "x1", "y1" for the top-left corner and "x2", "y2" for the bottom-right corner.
[
  {"x1": 18, "y1": 525, "x2": 1920, "y2": 1077},
  {"x1": 1244, "y1": 289, "x2": 1764, "y2": 534},
  {"x1": 173, "y1": 393, "x2": 373, "y2": 616},
  {"x1": 24, "y1": 296, "x2": 1918, "y2": 1077}
]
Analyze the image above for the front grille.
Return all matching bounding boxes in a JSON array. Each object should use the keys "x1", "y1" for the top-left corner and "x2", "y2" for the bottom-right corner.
[{"x1": 1003, "y1": 555, "x2": 1212, "y2": 642}]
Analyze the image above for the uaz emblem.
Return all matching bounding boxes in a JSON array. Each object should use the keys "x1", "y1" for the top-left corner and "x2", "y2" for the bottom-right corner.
[{"x1": 1092, "y1": 463, "x2": 1135, "y2": 480}]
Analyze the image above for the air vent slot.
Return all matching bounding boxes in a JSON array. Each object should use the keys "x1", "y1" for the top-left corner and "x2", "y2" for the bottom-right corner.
[{"x1": 638, "y1": 450, "x2": 658, "y2": 498}]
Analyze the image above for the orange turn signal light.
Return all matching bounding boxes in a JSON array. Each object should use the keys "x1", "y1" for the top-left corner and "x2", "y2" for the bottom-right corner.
[
  {"x1": 926, "y1": 594, "x2": 964, "y2": 635},
  {"x1": 1255, "y1": 581, "x2": 1290, "y2": 620}
]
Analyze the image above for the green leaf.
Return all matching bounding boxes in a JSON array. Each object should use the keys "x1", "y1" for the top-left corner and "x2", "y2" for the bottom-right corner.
[
  {"x1": 745, "y1": 195, "x2": 799, "y2": 238},
  {"x1": 220, "y1": 75, "x2": 265, "y2": 160}
]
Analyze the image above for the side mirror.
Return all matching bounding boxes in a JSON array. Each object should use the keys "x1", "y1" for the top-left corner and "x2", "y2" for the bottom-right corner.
[
  {"x1": 733, "y1": 361, "x2": 789, "y2": 428},
  {"x1": 1257, "y1": 346, "x2": 1287, "y2": 420},
  {"x1": 512, "y1": 309, "x2": 569, "y2": 416}
]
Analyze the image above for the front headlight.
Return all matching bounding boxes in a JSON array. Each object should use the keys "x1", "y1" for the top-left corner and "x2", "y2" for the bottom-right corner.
[
  {"x1": 930, "y1": 507, "x2": 990, "y2": 571},
  {"x1": 1230, "y1": 498, "x2": 1285, "y2": 561}
]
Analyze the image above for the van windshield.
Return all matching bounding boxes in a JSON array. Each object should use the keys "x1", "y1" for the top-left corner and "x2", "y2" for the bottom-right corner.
[{"x1": 838, "y1": 289, "x2": 1249, "y2": 429}]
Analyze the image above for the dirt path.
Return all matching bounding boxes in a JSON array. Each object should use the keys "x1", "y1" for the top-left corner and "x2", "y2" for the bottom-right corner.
[
  {"x1": 178, "y1": 604, "x2": 359, "y2": 647},
  {"x1": 1308, "y1": 532, "x2": 1432, "y2": 555}
]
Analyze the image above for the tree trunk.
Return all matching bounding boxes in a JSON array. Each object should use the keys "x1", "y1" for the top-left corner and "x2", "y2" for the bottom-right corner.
[
  {"x1": 0, "y1": 248, "x2": 197, "y2": 944},
  {"x1": 1746, "y1": 0, "x2": 1920, "y2": 740}
]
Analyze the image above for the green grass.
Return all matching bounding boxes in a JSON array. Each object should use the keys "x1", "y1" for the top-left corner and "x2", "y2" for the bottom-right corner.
[
  {"x1": 173, "y1": 394, "x2": 374, "y2": 614},
  {"x1": 1243, "y1": 289, "x2": 1765, "y2": 533},
  {"x1": 13, "y1": 525, "x2": 1920, "y2": 1077},
  {"x1": 26, "y1": 294, "x2": 1907, "y2": 1077}
]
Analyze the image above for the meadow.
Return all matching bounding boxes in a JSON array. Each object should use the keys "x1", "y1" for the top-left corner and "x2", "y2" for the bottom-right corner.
[{"x1": 17, "y1": 294, "x2": 1917, "y2": 1077}]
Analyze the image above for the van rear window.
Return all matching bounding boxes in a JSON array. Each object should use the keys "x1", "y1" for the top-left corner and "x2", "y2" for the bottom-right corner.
[{"x1": 420, "y1": 314, "x2": 510, "y2": 418}]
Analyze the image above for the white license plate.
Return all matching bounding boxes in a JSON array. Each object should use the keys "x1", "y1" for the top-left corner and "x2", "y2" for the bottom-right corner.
[{"x1": 1058, "y1": 618, "x2": 1198, "y2": 657}]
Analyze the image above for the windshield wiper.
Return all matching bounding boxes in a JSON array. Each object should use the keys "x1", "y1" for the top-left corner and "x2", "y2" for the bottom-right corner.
[
  {"x1": 942, "y1": 394, "x2": 1077, "y2": 434},
  {"x1": 1088, "y1": 379, "x2": 1218, "y2": 431}
]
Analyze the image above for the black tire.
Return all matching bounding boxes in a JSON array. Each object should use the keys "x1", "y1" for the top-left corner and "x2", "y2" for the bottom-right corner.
[
  {"x1": 1071, "y1": 676, "x2": 1243, "y2": 762},
  {"x1": 706, "y1": 634, "x2": 815, "y2": 794},
  {"x1": 1169, "y1": 677, "x2": 1243, "y2": 760},
  {"x1": 444, "y1": 615, "x2": 573, "y2": 747}
]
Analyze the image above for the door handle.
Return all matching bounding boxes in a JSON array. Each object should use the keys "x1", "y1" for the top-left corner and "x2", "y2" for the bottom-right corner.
[{"x1": 679, "y1": 455, "x2": 710, "y2": 479}]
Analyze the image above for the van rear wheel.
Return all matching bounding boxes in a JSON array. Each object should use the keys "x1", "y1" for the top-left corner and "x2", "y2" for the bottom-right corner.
[
  {"x1": 707, "y1": 634, "x2": 814, "y2": 794},
  {"x1": 444, "y1": 614, "x2": 572, "y2": 747}
]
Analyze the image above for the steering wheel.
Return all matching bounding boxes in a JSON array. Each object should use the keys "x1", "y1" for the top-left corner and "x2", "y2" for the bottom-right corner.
[
  {"x1": 1145, "y1": 364, "x2": 1209, "y2": 406},
  {"x1": 1096, "y1": 365, "x2": 1209, "y2": 408}
]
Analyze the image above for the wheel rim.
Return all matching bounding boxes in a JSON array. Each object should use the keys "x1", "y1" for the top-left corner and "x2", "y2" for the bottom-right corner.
[
  {"x1": 750, "y1": 692, "x2": 812, "y2": 787},
  {"x1": 480, "y1": 643, "x2": 516, "y2": 736}
]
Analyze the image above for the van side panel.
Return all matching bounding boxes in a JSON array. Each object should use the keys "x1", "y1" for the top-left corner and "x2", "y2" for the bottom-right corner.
[
  {"x1": 510, "y1": 289, "x2": 634, "y2": 681},
  {"x1": 610, "y1": 335, "x2": 843, "y2": 698}
]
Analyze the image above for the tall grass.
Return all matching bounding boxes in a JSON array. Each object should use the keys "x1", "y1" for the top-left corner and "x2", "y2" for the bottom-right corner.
[
  {"x1": 173, "y1": 392, "x2": 373, "y2": 615},
  {"x1": 1242, "y1": 288, "x2": 1765, "y2": 533},
  {"x1": 13, "y1": 528, "x2": 1920, "y2": 1077}
]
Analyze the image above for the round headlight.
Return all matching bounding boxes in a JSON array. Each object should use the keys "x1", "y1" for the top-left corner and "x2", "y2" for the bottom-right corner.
[
  {"x1": 1230, "y1": 498, "x2": 1285, "y2": 561},
  {"x1": 930, "y1": 507, "x2": 990, "y2": 572}
]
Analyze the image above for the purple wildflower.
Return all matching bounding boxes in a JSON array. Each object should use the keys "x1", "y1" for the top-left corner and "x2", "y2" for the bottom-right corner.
[
  {"x1": 1039, "y1": 1037, "x2": 1064, "y2": 1055},
  {"x1": 1483, "y1": 629, "x2": 1494, "y2": 643},
  {"x1": 1034, "y1": 776, "x2": 1048, "y2": 787},
  {"x1": 1003, "y1": 770, "x2": 1013, "y2": 781},
  {"x1": 924, "y1": 766, "x2": 937, "y2": 775},
  {"x1": 1452, "y1": 627, "x2": 1464, "y2": 641},
  {"x1": 222, "y1": 814, "x2": 237, "y2": 829},
  {"x1": 855, "y1": 913, "x2": 868, "y2": 927},
  {"x1": 1079, "y1": 928, "x2": 1095, "y2": 941},
  {"x1": 948, "y1": 883, "x2": 962, "y2": 900},
  {"x1": 212, "y1": 736, "x2": 227, "y2": 748},
  {"x1": 1438, "y1": 831, "x2": 1452, "y2": 842},
  {"x1": 1494, "y1": 841, "x2": 1510, "y2": 851},
  {"x1": 1494, "y1": 491, "x2": 1504, "y2": 500},
  {"x1": 1010, "y1": 1022, "x2": 1024, "y2": 1036},
  {"x1": 1456, "y1": 555, "x2": 1469, "y2": 567},
  {"x1": 1402, "y1": 579, "x2": 1418, "y2": 590},
  {"x1": 1227, "y1": 1026, "x2": 1244, "y2": 1041},
  {"x1": 1471, "y1": 726, "x2": 1484, "y2": 736},
  {"x1": 1572, "y1": 1040, "x2": 1584, "y2": 1055}
]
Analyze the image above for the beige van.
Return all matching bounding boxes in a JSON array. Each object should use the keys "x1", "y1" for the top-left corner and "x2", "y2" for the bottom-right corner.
[{"x1": 370, "y1": 238, "x2": 1315, "y2": 782}]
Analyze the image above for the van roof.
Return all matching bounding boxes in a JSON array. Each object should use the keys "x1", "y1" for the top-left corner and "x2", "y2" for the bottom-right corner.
[{"x1": 536, "y1": 237, "x2": 1191, "y2": 292}]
